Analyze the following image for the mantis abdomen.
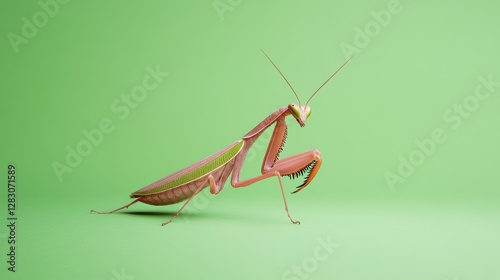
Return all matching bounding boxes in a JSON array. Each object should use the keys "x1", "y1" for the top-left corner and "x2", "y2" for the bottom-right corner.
[
  {"x1": 130, "y1": 140, "x2": 244, "y2": 206},
  {"x1": 133, "y1": 160, "x2": 236, "y2": 206},
  {"x1": 134, "y1": 180, "x2": 204, "y2": 205}
]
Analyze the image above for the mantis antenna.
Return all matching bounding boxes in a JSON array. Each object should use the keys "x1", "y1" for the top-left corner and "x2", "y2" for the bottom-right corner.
[
  {"x1": 305, "y1": 56, "x2": 354, "y2": 107},
  {"x1": 261, "y1": 49, "x2": 302, "y2": 106}
]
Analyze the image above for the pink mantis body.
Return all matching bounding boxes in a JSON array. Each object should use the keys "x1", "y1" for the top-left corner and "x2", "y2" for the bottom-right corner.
[{"x1": 91, "y1": 51, "x2": 352, "y2": 226}]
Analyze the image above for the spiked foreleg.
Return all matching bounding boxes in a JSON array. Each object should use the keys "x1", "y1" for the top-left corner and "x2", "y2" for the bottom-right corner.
[
  {"x1": 266, "y1": 149, "x2": 322, "y2": 193},
  {"x1": 259, "y1": 115, "x2": 322, "y2": 193}
]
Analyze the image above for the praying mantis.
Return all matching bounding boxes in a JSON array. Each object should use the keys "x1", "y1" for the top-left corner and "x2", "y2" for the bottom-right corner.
[{"x1": 91, "y1": 51, "x2": 352, "y2": 226}]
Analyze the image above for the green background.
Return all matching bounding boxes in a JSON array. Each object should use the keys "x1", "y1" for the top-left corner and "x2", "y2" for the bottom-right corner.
[{"x1": 1, "y1": 0, "x2": 499, "y2": 279}]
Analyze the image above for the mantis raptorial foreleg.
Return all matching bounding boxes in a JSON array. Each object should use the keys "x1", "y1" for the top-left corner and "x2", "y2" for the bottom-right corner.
[
  {"x1": 230, "y1": 116, "x2": 322, "y2": 224},
  {"x1": 230, "y1": 152, "x2": 321, "y2": 225}
]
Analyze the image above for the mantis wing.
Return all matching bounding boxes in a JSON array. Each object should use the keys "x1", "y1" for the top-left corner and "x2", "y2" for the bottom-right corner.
[{"x1": 131, "y1": 140, "x2": 244, "y2": 196}]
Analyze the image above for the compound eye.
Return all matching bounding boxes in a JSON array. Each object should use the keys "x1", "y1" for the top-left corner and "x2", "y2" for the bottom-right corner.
[
  {"x1": 306, "y1": 108, "x2": 312, "y2": 118},
  {"x1": 288, "y1": 104, "x2": 300, "y2": 118}
]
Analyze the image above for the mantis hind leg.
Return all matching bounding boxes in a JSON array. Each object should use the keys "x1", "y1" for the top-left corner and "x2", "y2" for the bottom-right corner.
[{"x1": 90, "y1": 198, "x2": 141, "y2": 214}]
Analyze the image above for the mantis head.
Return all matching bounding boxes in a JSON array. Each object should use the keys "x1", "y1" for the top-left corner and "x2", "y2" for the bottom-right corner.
[
  {"x1": 288, "y1": 103, "x2": 311, "y2": 127},
  {"x1": 261, "y1": 49, "x2": 353, "y2": 127}
]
